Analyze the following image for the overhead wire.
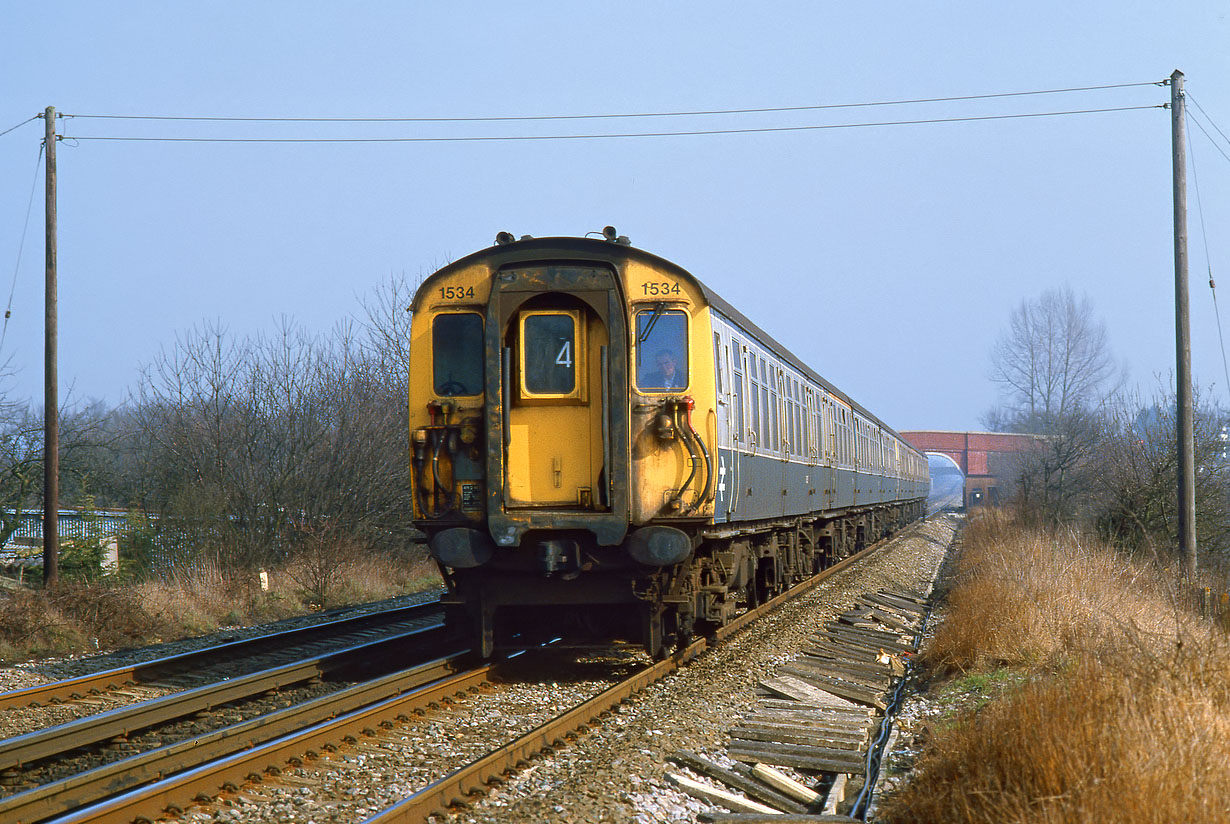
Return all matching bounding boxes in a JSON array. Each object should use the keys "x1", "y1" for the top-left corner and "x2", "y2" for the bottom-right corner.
[
  {"x1": 0, "y1": 115, "x2": 39, "y2": 139},
  {"x1": 62, "y1": 104, "x2": 1163, "y2": 144},
  {"x1": 62, "y1": 80, "x2": 1161, "y2": 124},
  {"x1": 1188, "y1": 94, "x2": 1230, "y2": 152},
  {"x1": 1, "y1": 142, "x2": 45, "y2": 354},
  {"x1": 1186, "y1": 109, "x2": 1230, "y2": 404},
  {"x1": 1187, "y1": 107, "x2": 1230, "y2": 167}
]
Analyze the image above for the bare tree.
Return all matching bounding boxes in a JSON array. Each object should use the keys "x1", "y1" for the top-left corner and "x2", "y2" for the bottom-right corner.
[
  {"x1": 985, "y1": 287, "x2": 1122, "y2": 524},
  {"x1": 0, "y1": 407, "x2": 43, "y2": 547},
  {"x1": 358, "y1": 270, "x2": 416, "y2": 397},
  {"x1": 0, "y1": 398, "x2": 120, "y2": 579},
  {"x1": 129, "y1": 301, "x2": 417, "y2": 586},
  {"x1": 988, "y1": 286, "x2": 1121, "y2": 433}
]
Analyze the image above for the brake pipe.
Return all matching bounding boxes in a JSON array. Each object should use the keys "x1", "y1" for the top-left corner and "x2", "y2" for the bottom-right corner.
[
  {"x1": 670, "y1": 399, "x2": 702, "y2": 513},
  {"x1": 682, "y1": 398, "x2": 713, "y2": 511}
]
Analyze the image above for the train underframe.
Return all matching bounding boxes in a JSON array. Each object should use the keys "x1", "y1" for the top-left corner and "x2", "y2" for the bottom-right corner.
[{"x1": 439, "y1": 497, "x2": 926, "y2": 658}]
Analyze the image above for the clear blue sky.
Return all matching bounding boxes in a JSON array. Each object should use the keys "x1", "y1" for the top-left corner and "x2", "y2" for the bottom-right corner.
[{"x1": 2, "y1": 3, "x2": 1228, "y2": 431}]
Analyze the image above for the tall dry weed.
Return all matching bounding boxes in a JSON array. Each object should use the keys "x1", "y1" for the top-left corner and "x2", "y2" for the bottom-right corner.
[
  {"x1": 0, "y1": 546, "x2": 440, "y2": 661},
  {"x1": 883, "y1": 512, "x2": 1230, "y2": 823},
  {"x1": 924, "y1": 511, "x2": 1198, "y2": 674},
  {"x1": 886, "y1": 639, "x2": 1230, "y2": 823}
]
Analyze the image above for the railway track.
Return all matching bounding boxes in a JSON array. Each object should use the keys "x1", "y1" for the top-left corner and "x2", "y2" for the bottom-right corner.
[
  {"x1": 1, "y1": 534, "x2": 899, "y2": 824},
  {"x1": 0, "y1": 599, "x2": 447, "y2": 712},
  {"x1": 0, "y1": 600, "x2": 461, "y2": 823}
]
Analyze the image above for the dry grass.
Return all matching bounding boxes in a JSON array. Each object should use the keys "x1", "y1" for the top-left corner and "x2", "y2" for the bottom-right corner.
[
  {"x1": 0, "y1": 546, "x2": 442, "y2": 662},
  {"x1": 882, "y1": 511, "x2": 1230, "y2": 824}
]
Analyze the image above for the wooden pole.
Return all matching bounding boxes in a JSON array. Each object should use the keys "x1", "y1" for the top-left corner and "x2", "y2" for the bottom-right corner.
[
  {"x1": 1171, "y1": 70, "x2": 1197, "y2": 576},
  {"x1": 42, "y1": 106, "x2": 58, "y2": 588}
]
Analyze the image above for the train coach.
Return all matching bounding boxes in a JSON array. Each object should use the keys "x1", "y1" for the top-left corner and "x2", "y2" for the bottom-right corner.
[{"x1": 408, "y1": 230, "x2": 928, "y2": 657}]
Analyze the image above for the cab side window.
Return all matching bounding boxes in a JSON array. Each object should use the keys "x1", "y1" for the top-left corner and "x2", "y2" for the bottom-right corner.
[
  {"x1": 636, "y1": 309, "x2": 689, "y2": 391},
  {"x1": 433, "y1": 313, "x2": 484, "y2": 396}
]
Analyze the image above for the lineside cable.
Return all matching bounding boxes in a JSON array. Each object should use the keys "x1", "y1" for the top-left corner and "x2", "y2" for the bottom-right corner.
[{"x1": 850, "y1": 604, "x2": 933, "y2": 820}]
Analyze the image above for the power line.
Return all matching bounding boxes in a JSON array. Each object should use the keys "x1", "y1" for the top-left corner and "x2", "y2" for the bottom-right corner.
[
  {"x1": 1187, "y1": 118, "x2": 1230, "y2": 404},
  {"x1": 1188, "y1": 94, "x2": 1230, "y2": 151},
  {"x1": 63, "y1": 104, "x2": 1163, "y2": 144},
  {"x1": 1187, "y1": 109, "x2": 1230, "y2": 167},
  {"x1": 1, "y1": 142, "x2": 45, "y2": 355},
  {"x1": 61, "y1": 81, "x2": 1162, "y2": 124},
  {"x1": 0, "y1": 115, "x2": 39, "y2": 139}
]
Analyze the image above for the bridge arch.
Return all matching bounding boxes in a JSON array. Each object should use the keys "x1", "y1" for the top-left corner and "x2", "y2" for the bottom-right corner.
[{"x1": 925, "y1": 451, "x2": 964, "y2": 512}]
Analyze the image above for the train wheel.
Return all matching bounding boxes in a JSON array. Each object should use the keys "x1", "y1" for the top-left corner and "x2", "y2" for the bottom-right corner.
[
  {"x1": 474, "y1": 604, "x2": 496, "y2": 659},
  {"x1": 744, "y1": 580, "x2": 760, "y2": 609},
  {"x1": 657, "y1": 609, "x2": 682, "y2": 660},
  {"x1": 643, "y1": 605, "x2": 667, "y2": 660},
  {"x1": 753, "y1": 561, "x2": 774, "y2": 604}
]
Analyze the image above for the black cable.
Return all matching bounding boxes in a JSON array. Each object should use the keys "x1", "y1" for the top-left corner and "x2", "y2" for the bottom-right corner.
[
  {"x1": 62, "y1": 81, "x2": 1161, "y2": 124},
  {"x1": 63, "y1": 105, "x2": 1163, "y2": 144},
  {"x1": 851, "y1": 604, "x2": 933, "y2": 820},
  {"x1": 1, "y1": 142, "x2": 45, "y2": 354},
  {"x1": 0, "y1": 115, "x2": 39, "y2": 139}
]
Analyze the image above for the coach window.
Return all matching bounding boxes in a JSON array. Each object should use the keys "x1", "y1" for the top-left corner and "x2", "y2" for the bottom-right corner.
[
  {"x1": 433, "y1": 312, "x2": 484, "y2": 397},
  {"x1": 636, "y1": 309, "x2": 688, "y2": 391},
  {"x1": 793, "y1": 380, "x2": 802, "y2": 456},
  {"x1": 787, "y1": 380, "x2": 797, "y2": 456},
  {"x1": 748, "y1": 352, "x2": 761, "y2": 444},
  {"x1": 521, "y1": 311, "x2": 580, "y2": 396},
  {"x1": 759, "y1": 359, "x2": 771, "y2": 449},
  {"x1": 769, "y1": 367, "x2": 780, "y2": 453},
  {"x1": 732, "y1": 348, "x2": 745, "y2": 443}
]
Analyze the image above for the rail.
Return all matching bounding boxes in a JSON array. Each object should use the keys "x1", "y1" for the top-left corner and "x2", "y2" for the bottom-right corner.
[
  {"x1": 0, "y1": 653, "x2": 468, "y2": 824},
  {"x1": 365, "y1": 534, "x2": 897, "y2": 822},
  {"x1": 24, "y1": 534, "x2": 899, "y2": 824},
  {"x1": 0, "y1": 623, "x2": 450, "y2": 772},
  {"x1": 0, "y1": 599, "x2": 443, "y2": 710}
]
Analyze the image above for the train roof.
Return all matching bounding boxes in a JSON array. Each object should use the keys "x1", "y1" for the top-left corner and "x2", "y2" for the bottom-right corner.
[{"x1": 417, "y1": 236, "x2": 915, "y2": 449}]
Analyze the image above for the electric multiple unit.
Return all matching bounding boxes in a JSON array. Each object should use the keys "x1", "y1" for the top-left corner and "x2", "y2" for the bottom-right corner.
[{"x1": 408, "y1": 233, "x2": 927, "y2": 657}]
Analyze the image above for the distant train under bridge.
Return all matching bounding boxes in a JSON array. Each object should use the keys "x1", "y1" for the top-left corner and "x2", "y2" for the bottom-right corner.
[{"x1": 900, "y1": 431, "x2": 1045, "y2": 510}]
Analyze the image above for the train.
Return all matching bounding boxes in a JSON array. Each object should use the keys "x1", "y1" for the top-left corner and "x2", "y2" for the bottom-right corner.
[{"x1": 408, "y1": 230, "x2": 928, "y2": 657}]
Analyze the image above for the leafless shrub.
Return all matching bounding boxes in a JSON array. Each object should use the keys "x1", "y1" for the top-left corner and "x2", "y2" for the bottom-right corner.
[
  {"x1": 1093, "y1": 385, "x2": 1230, "y2": 561},
  {"x1": 129, "y1": 277, "x2": 417, "y2": 573}
]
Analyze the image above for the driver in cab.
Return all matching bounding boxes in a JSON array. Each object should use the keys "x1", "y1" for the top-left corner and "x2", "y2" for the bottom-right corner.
[{"x1": 643, "y1": 348, "x2": 685, "y2": 391}]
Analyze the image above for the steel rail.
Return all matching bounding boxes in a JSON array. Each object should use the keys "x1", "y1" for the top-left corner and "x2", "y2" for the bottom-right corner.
[
  {"x1": 364, "y1": 535, "x2": 897, "y2": 823},
  {"x1": 0, "y1": 623, "x2": 449, "y2": 772},
  {"x1": 46, "y1": 665, "x2": 497, "y2": 824},
  {"x1": 365, "y1": 641, "x2": 705, "y2": 824},
  {"x1": 0, "y1": 653, "x2": 469, "y2": 824},
  {"x1": 0, "y1": 599, "x2": 444, "y2": 710}
]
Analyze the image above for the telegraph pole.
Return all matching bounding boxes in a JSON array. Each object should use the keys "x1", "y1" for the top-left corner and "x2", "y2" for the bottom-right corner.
[
  {"x1": 1171, "y1": 70, "x2": 1197, "y2": 577},
  {"x1": 43, "y1": 106, "x2": 58, "y2": 588}
]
